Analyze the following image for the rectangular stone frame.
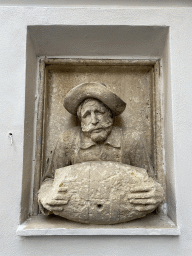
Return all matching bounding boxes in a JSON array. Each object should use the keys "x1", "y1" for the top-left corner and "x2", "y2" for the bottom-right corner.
[
  {"x1": 17, "y1": 57, "x2": 179, "y2": 236},
  {"x1": 33, "y1": 58, "x2": 164, "y2": 212}
]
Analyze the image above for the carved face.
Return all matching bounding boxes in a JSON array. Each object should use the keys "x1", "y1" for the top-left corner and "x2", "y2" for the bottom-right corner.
[{"x1": 79, "y1": 99, "x2": 113, "y2": 142}]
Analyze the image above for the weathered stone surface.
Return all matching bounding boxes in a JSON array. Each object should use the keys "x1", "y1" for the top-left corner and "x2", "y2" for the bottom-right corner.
[
  {"x1": 49, "y1": 161, "x2": 164, "y2": 224},
  {"x1": 43, "y1": 66, "x2": 154, "y2": 180},
  {"x1": 38, "y1": 82, "x2": 165, "y2": 224}
]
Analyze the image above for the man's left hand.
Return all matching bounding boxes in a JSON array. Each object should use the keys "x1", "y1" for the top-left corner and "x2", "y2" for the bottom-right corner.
[{"x1": 128, "y1": 181, "x2": 165, "y2": 212}]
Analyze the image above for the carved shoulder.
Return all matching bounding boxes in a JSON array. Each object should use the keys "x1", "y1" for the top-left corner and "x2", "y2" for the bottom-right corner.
[
  {"x1": 56, "y1": 126, "x2": 81, "y2": 150},
  {"x1": 122, "y1": 128, "x2": 142, "y2": 147}
]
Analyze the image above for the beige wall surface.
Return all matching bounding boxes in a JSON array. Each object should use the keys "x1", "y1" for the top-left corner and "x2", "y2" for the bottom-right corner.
[{"x1": 0, "y1": 2, "x2": 192, "y2": 256}]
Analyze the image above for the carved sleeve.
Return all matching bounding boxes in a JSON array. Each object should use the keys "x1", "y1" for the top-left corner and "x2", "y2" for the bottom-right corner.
[
  {"x1": 42, "y1": 134, "x2": 72, "y2": 181},
  {"x1": 38, "y1": 132, "x2": 72, "y2": 215},
  {"x1": 122, "y1": 130, "x2": 154, "y2": 178}
]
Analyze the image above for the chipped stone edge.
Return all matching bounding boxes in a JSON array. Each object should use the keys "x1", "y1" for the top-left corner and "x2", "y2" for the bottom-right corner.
[{"x1": 16, "y1": 224, "x2": 180, "y2": 236}]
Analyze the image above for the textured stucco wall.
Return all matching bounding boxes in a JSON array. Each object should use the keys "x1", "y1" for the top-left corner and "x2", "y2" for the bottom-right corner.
[{"x1": 0, "y1": 3, "x2": 192, "y2": 256}]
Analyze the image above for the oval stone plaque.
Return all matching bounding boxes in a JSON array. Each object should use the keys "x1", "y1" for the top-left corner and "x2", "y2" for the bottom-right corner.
[{"x1": 52, "y1": 161, "x2": 161, "y2": 224}]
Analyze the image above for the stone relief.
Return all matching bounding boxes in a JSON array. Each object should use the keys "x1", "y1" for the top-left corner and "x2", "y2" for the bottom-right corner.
[{"x1": 38, "y1": 82, "x2": 164, "y2": 224}]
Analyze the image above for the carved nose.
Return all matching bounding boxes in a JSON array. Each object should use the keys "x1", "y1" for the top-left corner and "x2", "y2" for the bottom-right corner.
[{"x1": 91, "y1": 113, "x2": 98, "y2": 125}]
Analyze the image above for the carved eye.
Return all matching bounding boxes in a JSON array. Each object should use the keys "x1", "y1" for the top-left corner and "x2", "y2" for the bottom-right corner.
[
  {"x1": 95, "y1": 110, "x2": 105, "y2": 116},
  {"x1": 82, "y1": 111, "x2": 91, "y2": 118}
]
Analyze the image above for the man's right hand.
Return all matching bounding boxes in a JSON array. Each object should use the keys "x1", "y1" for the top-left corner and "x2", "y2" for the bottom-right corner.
[{"x1": 38, "y1": 180, "x2": 69, "y2": 213}]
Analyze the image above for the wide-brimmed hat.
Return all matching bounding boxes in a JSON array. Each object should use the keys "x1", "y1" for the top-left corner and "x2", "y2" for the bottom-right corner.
[{"x1": 64, "y1": 82, "x2": 126, "y2": 116}]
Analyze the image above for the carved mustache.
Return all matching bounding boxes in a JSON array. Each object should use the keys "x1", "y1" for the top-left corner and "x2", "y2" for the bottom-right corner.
[{"x1": 81, "y1": 122, "x2": 113, "y2": 133}]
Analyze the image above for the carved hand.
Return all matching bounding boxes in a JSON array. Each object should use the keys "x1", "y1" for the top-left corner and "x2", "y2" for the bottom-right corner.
[
  {"x1": 128, "y1": 180, "x2": 165, "y2": 212},
  {"x1": 39, "y1": 182, "x2": 69, "y2": 212}
]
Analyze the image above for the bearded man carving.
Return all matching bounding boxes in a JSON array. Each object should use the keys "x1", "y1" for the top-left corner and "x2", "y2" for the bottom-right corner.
[{"x1": 38, "y1": 82, "x2": 164, "y2": 219}]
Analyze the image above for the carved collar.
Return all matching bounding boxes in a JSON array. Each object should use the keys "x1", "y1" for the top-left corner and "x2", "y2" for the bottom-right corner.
[{"x1": 79, "y1": 126, "x2": 121, "y2": 149}]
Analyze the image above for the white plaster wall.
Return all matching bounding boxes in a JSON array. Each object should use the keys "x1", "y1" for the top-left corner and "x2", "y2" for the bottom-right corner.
[{"x1": 0, "y1": 3, "x2": 192, "y2": 256}]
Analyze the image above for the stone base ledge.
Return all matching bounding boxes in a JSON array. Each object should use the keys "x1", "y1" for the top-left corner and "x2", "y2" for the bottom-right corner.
[{"x1": 17, "y1": 213, "x2": 180, "y2": 236}]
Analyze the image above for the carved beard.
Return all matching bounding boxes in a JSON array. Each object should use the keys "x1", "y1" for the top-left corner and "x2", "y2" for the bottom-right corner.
[
  {"x1": 81, "y1": 118, "x2": 113, "y2": 142},
  {"x1": 89, "y1": 126, "x2": 113, "y2": 142}
]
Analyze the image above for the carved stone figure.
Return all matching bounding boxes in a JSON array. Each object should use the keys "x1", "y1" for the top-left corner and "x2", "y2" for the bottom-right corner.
[{"x1": 38, "y1": 82, "x2": 164, "y2": 224}]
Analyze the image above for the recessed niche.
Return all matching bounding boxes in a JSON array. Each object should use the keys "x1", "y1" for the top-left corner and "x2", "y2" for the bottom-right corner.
[{"x1": 18, "y1": 25, "x2": 179, "y2": 236}]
